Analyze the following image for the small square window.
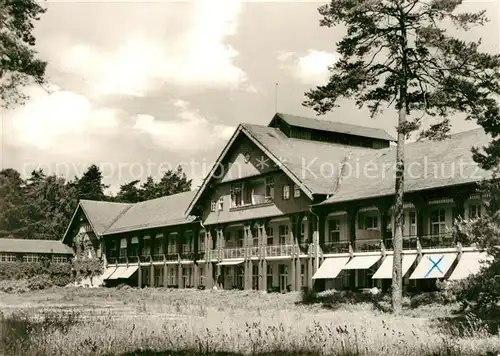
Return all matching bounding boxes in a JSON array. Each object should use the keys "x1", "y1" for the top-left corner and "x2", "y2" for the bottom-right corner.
[
  {"x1": 282, "y1": 185, "x2": 290, "y2": 200},
  {"x1": 293, "y1": 184, "x2": 301, "y2": 198}
]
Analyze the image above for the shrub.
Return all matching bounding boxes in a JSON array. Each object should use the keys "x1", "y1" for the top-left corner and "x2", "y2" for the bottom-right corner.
[
  {"x1": 0, "y1": 279, "x2": 30, "y2": 294},
  {"x1": 27, "y1": 274, "x2": 53, "y2": 290},
  {"x1": 0, "y1": 261, "x2": 72, "y2": 287}
]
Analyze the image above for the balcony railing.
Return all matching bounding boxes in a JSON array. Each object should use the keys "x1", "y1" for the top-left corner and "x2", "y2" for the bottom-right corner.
[
  {"x1": 266, "y1": 244, "x2": 294, "y2": 257},
  {"x1": 180, "y1": 252, "x2": 195, "y2": 260},
  {"x1": 128, "y1": 256, "x2": 138, "y2": 263},
  {"x1": 140, "y1": 255, "x2": 151, "y2": 263},
  {"x1": 353, "y1": 239, "x2": 381, "y2": 252},
  {"x1": 197, "y1": 251, "x2": 206, "y2": 260},
  {"x1": 222, "y1": 248, "x2": 245, "y2": 259},
  {"x1": 322, "y1": 241, "x2": 350, "y2": 254},
  {"x1": 152, "y1": 254, "x2": 164, "y2": 262},
  {"x1": 419, "y1": 233, "x2": 455, "y2": 248},
  {"x1": 165, "y1": 253, "x2": 179, "y2": 261},
  {"x1": 249, "y1": 246, "x2": 260, "y2": 257},
  {"x1": 383, "y1": 237, "x2": 418, "y2": 250},
  {"x1": 210, "y1": 249, "x2": 220, "y2": 260}
]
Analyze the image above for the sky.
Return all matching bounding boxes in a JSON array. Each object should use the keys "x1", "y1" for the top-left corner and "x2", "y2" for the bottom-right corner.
[{"x1": 1, "y1": 0, "x2": 499, "y2": 194}]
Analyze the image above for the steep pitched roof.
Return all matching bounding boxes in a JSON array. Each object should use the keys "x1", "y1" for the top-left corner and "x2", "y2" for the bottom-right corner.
[
  {"x1": 0, "y1": 238, "x2": 73, "y2": 254},
  {"x1": 273, "y1": 113, "x2": 395, "y2": 142},
  {"x1": 63, "y1": 190, "x2": 198, "y2": 242},
  {"x1": 185, "y1": 123, "x2": 375, "y2": 215},
  {"x1": 319, "y1": 128, "x2": 492, "y2": 205},
  {"x1": 79, "y1": 200, "x2": 133, "y2": 235},
  {"x1": 242, "y1": 123, "x2": 373, "y2": 195},
  {"x1": 104, "y1": 190, "x2": 198, "y2": 235}
]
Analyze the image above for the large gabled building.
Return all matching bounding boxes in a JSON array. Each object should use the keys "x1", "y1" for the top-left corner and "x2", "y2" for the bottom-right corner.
[{"x1": 62, "y1": 113, "x2": 492, "y2": 291}]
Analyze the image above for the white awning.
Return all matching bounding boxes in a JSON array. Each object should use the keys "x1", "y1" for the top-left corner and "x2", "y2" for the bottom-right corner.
[
  {"x1": 409, "y1": 252, "x2": 457, "y2": 279},
  {"x1": 107, "y1": 266, "x2": 128, "y2": 280},
  {"x1": 102, "y1": 267, "x2": 117, "y2": 280},
  {"x1": 120, "y1": 238, "x2": 127, "y2": 248},
  {"x1": 119, "y1": 266, "x2": 139, "y2": 279},
  {"x1": 131, "y1": 237, "x2": 139, "y2": 244},
  {"x1": 217, "y1": 260, "x2": 244, "y2": 266},
  {"x1": 343, "y1": 255, "x2": 381, "y2": 270},
  {"x1": 372, "y1": 254, "x2": 417, "y2": 279},
  {"x1": 449, "y1": 252, "x2": 490, "y2": 280},
  {"x1": 312, "y1": 257, "x2": 350, "y2": 279}
]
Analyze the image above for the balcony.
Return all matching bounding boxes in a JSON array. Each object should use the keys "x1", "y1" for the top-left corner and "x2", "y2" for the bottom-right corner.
[
  {"x1": 165, "y1": 253, "x2": 179, "y2": 261},
  {"x1": 249, "y1": 246, "x2": 260, "y2": 257},
  {"x1": 222, "y1": 248, "x2": 245, "y2": 259},
  {"x1": 353, "y1": 239, "x2": 381, "y2": 252},
  {"x1": 180, "y1": 252, "x2": 195, "y2": 260},
  {"x1": 322, "y1": 241, "x2": 350, "y2": 254},
  {"x1": 197, "y1": 251, "x2": 206, "y2": 260},
  {"x1": 152, "y1": 254, "x2": 164, "y2": 262},
  {"x1": 265, "y1": 244, "x2": 294, "y2": 257},
  {"x1": 140, "y1": 255, "x2": 151, "y2": 263},
  {"x1": 210, "y1": 249, "x2": 220, "y2": 260},
  {"x1": 419, "y1": 233, "x2": 455, "y2": 248}
]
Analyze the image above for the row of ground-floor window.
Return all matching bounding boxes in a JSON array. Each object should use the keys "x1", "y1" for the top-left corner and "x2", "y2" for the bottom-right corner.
[{"x1": 104, "y1": 260, "x2": 441, "y2": 293}]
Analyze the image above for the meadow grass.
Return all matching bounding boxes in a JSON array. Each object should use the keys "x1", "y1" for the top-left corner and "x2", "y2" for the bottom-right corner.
[{"x1": 1, "y1": 287, "x2": 499, "y2": 356}]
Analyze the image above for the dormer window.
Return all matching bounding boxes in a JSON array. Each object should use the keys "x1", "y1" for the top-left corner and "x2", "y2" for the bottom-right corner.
[
  {"x1": 265, "y1": 177, "x2": 275, "y2": 201},
  {"x1": 230, "y1": 183, "x2": 243, "y2": 207},
  {"x1": 293, "y1": 184, "x2": 301, "y2": 198},
  {"x1": 282, "y1": 185, "x2": 290, "y2": 200}
]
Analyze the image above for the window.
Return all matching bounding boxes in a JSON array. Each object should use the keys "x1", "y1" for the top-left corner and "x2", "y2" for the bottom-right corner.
[
  {"x1": 265, "y1": 177, "x2": 275, "y2": 200},
  {"x1": 279, "y1": 264, "x2": 288, "y2": 291},
  {"x1": 431, "y1": 209, "x2": 447, "y2": 236},
  {"x1": 199, "y1": 267, "x2": 205, "y2": 286},
  {"x1": 279, "y1": 225, "x2": 288, "y2": 244},
  {"x1": 300, "y1": 221, "x2": 305, "y2": 240},
  {"x1": 408, "y1": 211, "x2": 416, "y2": 236},
  {"x1": 230, "y1": 183, "x2": 243, "y2": 207},
  {"x1": 0, "y1": 254, "x2": 16, "y2": 262},
  {"x1": 142, "y1": 237, "x2": 151, "y2": 256},
  {"x1": 168, "y1": 233, "x2": 177, "y2": 254},
  {"x1": 282, "y1": 185, "x2": 290, "y2": 200},
  {"x1": 301, "y1": 264, "x2": 305, "y2": 287},
  {"x1": 23, "y1": 254, "x2": 39, "y2": 263},
  {"x1": 469, "y1": 204, "x2": 482, "y2": 219},
  {"x1": 152, "y1": 238, "x2": 162, "y2": 255},
  {"x1": 210, "y1": 200, "x2": 216, "y2": 212},
  {"x1": 52, "y1": 256, "x2": 68, "y2": 264},
  {"x1": 328, "y1": 219, "x2": 341, "y2": 243},
  {"x1": 199, "y1": 231, "x2": 205, "y2": 251},
  {"x1": 218, "y1": 196, "x2": 224, "y2": 211},
  {"x1": 364, "y1": 216, "x2": 378, "y2": 230},
  {"x1": 266, "y1": 227, "x2": 274, "y2": 245},
  {"x1": 169, "y1": 267, "x2": 177, "y2": 285},
  {"x1": 267, "y1": 264, "x2": 273, "y2": 288},
  {"x1": 293, "y1": 184, "x2": 301, "y2": 198},
  {"x1": 183, "y1": 231, "x2": 193, "y2": 253},
  {"x1": 182, "y1": 267, "x2": 190, "y2": 287},
  {"x1": 237, "y1": 230, "x2": 244, "y2": 247}
]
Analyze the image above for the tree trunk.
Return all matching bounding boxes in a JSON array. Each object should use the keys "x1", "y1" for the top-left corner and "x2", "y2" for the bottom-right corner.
[{"x1": 392, "y1": 92, "x2": 406, "y2": 314}]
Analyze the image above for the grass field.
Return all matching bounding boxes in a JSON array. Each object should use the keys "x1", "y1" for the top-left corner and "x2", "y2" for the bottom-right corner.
[{"x1": 1, "y1": 287, "x2": 499, "y2": 356}]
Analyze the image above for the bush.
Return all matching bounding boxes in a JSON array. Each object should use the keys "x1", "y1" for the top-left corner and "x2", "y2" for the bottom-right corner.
[
  {"x1": 0, "y1": 279, "x2": 30, "y2": 294},
  {"x1": 0, "y1": 261, "x2": 72, "y2": 287},
  {"x1": 27, "y1": 274, "x2": 53, "y2": 290}
]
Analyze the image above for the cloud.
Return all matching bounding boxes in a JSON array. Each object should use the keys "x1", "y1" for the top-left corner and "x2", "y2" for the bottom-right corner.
[
  {"x1": 53, "y1": 0, "x2": 252, "y2": 97},
  {"x1": 133, "y1": 100, "x2": 235, "y2": 153},
  {"x1": 3, "y1": 85, "x2": 120, "y2": 154},
  {"x1": 278, "y1": 49, "x2": 339, "y2": 85}
]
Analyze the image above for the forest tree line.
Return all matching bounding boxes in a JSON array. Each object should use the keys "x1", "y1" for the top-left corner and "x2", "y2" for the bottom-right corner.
[{"x1": 0, "y1": 165, "x2": 192, "y2": 240}]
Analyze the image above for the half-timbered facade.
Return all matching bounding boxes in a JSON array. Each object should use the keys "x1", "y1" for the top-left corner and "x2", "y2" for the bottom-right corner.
[{"x1": 62, "y1": 113, "x2": 493, "y2": 291}]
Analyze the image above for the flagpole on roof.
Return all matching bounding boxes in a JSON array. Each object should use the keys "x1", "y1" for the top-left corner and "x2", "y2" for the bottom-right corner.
[{"x1": 275, "y1": 82, "x2": 279, "y2": 114}]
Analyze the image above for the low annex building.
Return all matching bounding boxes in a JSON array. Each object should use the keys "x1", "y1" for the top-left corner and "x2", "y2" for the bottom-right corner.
[
  {"x1": 0, "y1": 238, "x2": 73, "y2": 264},
  {"x1": 62, "y1": 113, "x2": 493, "y2": 291}
]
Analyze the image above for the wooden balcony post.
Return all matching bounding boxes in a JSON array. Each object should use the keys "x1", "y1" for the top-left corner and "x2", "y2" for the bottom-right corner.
[
  {"x1": 295, "y1": 258, "x2": 301, "y2": 292},
  {"x1": 178, "y1": 264, "x2": 183, "y2": 288},
  {"x1": 149, "y1": 263, "x2": 154, "y2": 287},
  {"x1": 163, "y1": 262, "x2": 168, "y2": 287},
  {"x1": 193, "y1": 264, "x2": 199, "y2": 288},
  {"x1": 137, "y1": 264, "x2": 142, "y2": 288},
  {"x1": 261, "y1": 259, "x2": 267, "y2": 291},
  {"x1": 257, "y1": 223, "x2": 264, "y2": 290}
]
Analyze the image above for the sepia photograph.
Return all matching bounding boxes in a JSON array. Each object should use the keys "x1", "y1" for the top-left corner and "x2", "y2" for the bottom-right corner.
[{"x1": 1, "y1": 0, "x2": 500, "y2": 355}]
